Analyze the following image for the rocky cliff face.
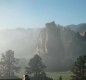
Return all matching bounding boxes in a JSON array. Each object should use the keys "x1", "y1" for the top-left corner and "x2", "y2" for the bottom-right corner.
[
  {"x1": 36, "y1": 22, "x2": 86, "y2": 71},
  {"x1": 80, "y1": 31, "x2": 86, "y2": 37}
]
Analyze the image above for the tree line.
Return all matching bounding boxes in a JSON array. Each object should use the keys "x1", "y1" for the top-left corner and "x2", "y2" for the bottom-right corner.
[
  {"x1": 0, "y1": 50, "x2": 53, "y2": 80},
  {"x1": 0, "y1": 49, "x2": 86, "y2": 80}
]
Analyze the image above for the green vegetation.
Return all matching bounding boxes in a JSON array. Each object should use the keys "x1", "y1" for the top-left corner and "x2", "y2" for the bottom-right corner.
[
  {"x1": 16, "y1": 55, "x2": 86, "y2": 80},
  {"x1": 71, "y1": 55, "x2": 86, "y2": 80},
  {"x1": 26, "y1": 54, "x2": 53, "y2": 80},
  {"x1": 25, "y1": 54, "x2": 46, "y2": 75},
  {"x1": 47, "y1": 71, "x2": 72, "y2": 80},
  {"x1": 17, "y1": 70, "x2": 72, "y2": 80}
]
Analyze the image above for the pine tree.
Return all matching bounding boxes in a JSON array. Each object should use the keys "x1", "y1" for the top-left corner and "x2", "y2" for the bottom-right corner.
[
  {"x1": 26, "y1": 54, "x2": 46, "y2": 76},
  {"x1": 26, "y1": 54, "x2": 53, "y2": 80},
  {"x1": 0, "y1": 50, "x2": 21, "y2": 79},
  {"x1": 59, "y1": 76, "x2": 62, "y2": 80},
  {"x1": 71, "y1": 55, "x2": 86, "y2": 80}
]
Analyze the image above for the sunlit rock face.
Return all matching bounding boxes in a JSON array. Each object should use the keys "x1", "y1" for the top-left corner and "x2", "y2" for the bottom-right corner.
[{"x1": 80, "y1": 31, "x2": 86, "y2": 37}]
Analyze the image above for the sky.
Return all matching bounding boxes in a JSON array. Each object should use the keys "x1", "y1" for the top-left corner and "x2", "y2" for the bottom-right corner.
[{"x1": 0, "y1": 0, "x2": 86, "y2": 29}]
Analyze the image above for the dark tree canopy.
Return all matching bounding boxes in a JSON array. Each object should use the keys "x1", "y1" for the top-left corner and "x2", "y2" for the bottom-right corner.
[
  {"x1": 26, "y1": 54, "x2": 45, "y2": 75},
  {"x1": 71, "y1": 55, "x2": 86, "y2": 80},
  {"x1": 26, "y1": 54, "x2": 53, "y2": 80},
  {"x1": 59, "y1": 76, "x2": 63, "y2": 80},
  {"x1": 0, "y1": 50, "x2": 21, "y2": 79}
]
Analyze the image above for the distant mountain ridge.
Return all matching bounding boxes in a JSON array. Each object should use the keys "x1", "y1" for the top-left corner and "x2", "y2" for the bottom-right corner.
[{"x1": 67, "y1": 23, "x2": 86, "y2": 32}]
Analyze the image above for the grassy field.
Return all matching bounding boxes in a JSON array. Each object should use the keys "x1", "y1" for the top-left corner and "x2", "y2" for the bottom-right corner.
[
  {"x1": 47, "y1": 71, "x2": 72, "y2": 80},
  {"x1": 17, "y1": 69, "x2": 72, "y2": 80}
]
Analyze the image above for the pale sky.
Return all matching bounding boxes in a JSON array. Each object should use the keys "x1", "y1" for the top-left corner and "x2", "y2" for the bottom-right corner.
[{"x1": 0, "y1": 0, "x2": 86, "y2": 29}]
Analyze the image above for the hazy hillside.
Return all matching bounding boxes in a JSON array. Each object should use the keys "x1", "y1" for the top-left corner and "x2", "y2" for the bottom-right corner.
[
  {"x1": 0, "y1": 28, "x2": 40, "y2": 58},
  {"x1": 0, "y1": 22, "x2": 86, "y2": 72}
]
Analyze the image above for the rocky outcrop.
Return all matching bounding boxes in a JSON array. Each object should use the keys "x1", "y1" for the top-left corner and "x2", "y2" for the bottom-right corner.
[{"x1": 36, "y1": 22, "x2": 86, "y2": 71}]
